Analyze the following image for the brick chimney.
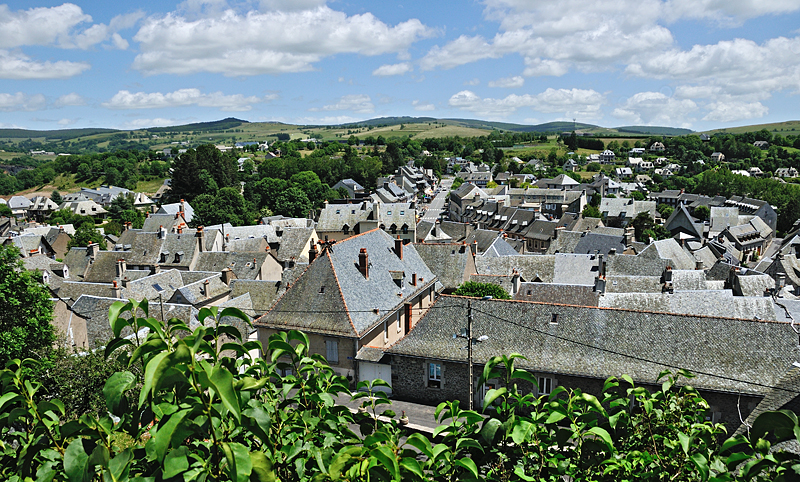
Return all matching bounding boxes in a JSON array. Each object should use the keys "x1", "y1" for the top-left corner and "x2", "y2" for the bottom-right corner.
[
  {"x1": 159, "y1": 225, "x2": 166, "y2": 239},
  {"x1": 358, "y1": 248, "x2": 369, "y2": 279},
  {"x1": 221, "y1": 268, "x2": 235, "y2": 286},
  {"x1": 394, "y1": 237, "x2": 403, "y2": 260},
  {"x1": 196, "y1": 226, "x2": 205, "y2": 252},
  {"x1": 87, "y1": 242, "x2": 99, "y2": 258},
  {"x1": 411, "y1": 272, "x2": 417, "y2": 286},
  {"x1": 115, "y1": 258, "x2": 127, "y2": 278},
  {"x1": 111, "y1": 280, "x2": 122, "y2": 298}
]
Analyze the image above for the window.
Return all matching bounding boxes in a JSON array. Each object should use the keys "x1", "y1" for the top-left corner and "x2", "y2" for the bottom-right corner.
[
  {"x1": 428, "y1": 363, "x2": 442, "y2": 388},
  {"x1": 318, "y1": 286, "x2": 325, "y2": 294},
  {"x1": 550, "y1": 313, "x2": 559, "y2": 324},
  {"x1": 326, "y1": 339, "x2": 339, "y2": 364},
  {"x1": 538, "y1": 376, "x2": 553, "y2": 396},
  {"x1": 397, "y1": 314, "x2": 402, "y2": 333},
  {"x1": 343, "y1": 224, "x2": 350, "y2": 235},
  {"x1": 387, "y1": 210, "x2": 392, "y2": 215}
]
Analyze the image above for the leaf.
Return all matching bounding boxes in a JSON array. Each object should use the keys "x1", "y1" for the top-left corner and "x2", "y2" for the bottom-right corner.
[
  {"x1": 545, "y1": 410, "x2": 567, "y2": 424},
  {"x1": 221, "y1": 442, "x2": 252, "y2": 482},
  {"x1": 677, "y1": 431, "x2": 692, "y2": 455},
  {"x1": 404, "y1": 433, "x2": 433, "y2": 458},
  {"x1": 720, "y1": 434, "x2": 749, "y2": 454},
  {"x1": 104, "y1": 337, "x2": 133, "y2": 360},
  {"x1": 163, "y1": 446, "x2": 189, "y2": 479},
  {"x1": 138, "y1": 351, "x2": 169, "y2": 408},
  {"x1": 152, "y1": 409, "x2": 190, "y2": 463},
  {"x1": 751, "y1": 410, "x2": 798, "y2": 443},
  {"x1": 109, "y1": 300, "x2": 133, "y2": 338},
  {"x1": 456, "y1": 439, "x2": 485, "y2": 454},
  {"x1": 586, "y1": 427, "x2": 614, "y2": 451},
  {"x1": 691, "y1": 453, "x2": 710, "y2": 482},
  {"x1": 399, "y1": 458, "x2": 424, "y2": 479},
  {"x1": 103, "y1": 371, "x2": 136, "y2": 414},
  {"x1": 371, "y1": 445, "x2": 400, "y2": 481},
  {"x1": 481, "y1": 418, "x2": 504, "y2": 445},
  {"x1": 64, "y1": 439, "x2": 90, "y2": 482},
  {"x1": 454, "y1": 457, "x2": 479, "y2": 480},
  {"x1": 107, "y1": 449, "x2": 132, "y2": 482},
  {"x1": 219, "y1": 307, "x2": 251, "y2": 329},
  {"x1": 482, "y1": 387, "x2": 507, "y2": 410},
  {"x1": 579, "y1": 392, "x2": 606, "y2": 416},
  {"x1": 250, "y1": 451, "x2": 276, "y2": 482},
  {"x1": 210, "y1": 365, "x2": 241, "y2": 423}
]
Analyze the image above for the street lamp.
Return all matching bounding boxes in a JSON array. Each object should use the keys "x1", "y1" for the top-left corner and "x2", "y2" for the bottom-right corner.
[{"x1": 454, "y1": 296, "x2": 491, "y2": 410}]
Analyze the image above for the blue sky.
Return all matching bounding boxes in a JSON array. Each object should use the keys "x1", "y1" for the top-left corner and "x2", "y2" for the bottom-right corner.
[{"x1": 1, "y1": 0, "x2": 800, "y2": 132}]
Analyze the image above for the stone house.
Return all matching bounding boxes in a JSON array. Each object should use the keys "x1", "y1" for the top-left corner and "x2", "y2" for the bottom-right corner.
[
  {"x1": 386, "y1": 295, "x2": 798, "y2": 429},
  {"x1": 254, "y1": 229, "x2": 439, "y2": 391}
]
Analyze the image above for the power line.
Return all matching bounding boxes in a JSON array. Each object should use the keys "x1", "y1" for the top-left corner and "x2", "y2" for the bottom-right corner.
[{"x1": 470, "y1": 306, "x2": 800, "y2": 396}]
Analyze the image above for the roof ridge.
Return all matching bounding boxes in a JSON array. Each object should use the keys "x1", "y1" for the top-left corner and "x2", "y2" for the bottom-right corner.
[{"x1": 438, "y1": 294, "x2": 786, "y2": 325}]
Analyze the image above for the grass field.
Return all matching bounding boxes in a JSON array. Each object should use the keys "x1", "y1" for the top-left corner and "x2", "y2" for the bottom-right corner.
[{"x1": 704, "y1": 120, "x2": 800, "y2": 135}]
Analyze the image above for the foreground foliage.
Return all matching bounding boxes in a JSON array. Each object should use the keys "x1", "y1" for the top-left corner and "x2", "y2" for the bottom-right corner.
[{"x1": 2, "y1": 301, "x2": 800, "y2": 481}]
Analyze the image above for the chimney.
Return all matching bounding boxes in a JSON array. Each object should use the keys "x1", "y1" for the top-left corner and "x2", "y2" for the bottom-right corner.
[
  {"x1": 252, "y1": 257, "x2": 257, "y2": 269},
  {"x1": 777, "y1": 273, "x2": 786, "y2": 290},
  {"x1": 471, "y1": 240, "x2": 478, "y2": 256},
  {"x1": 221, "y1": 268, "x2": 234, "y2": 286},
  {"x1": 459, "y1": 241, "x2": 467, "y2": 254},
  {"x1": 395, "y1": 237, "x2": 403, "y2": 260},
  {"x1": 177, "y1": 226, "x2": 183, "y2": 234},
  {"x1": 196, "y1": 226, "x2": 205, "y2": 252},
  {"x1": 87, "y1": 242, "x2": 99, "y2": 258},
  {"x1": 120, "y1": 222, "x2": 127, "y2": 233},
  {"x1": 175, "y1": 213, "x2": 180, "y2": 219},
  {"x1": 594, "y1": 276, "x2": 606, "y2": 294},
  {"x1": 598, "y1": 253, "x2": 605, "y2": 278},
  {"x1": 358, "y1": 248, "x2": 369, "y2": 279},
  {"x1": 115, "y1": 258, "x2": 127, "y2": 278},
  {"x1": 121, "y1": 276, "x2": 130, "y2": 289},
  {"x1": 411, "y1": 272, "x2": 417, "y2": 286},
  {"x1": 111, "y1": 280, "x2": 122, "y2": 298},
  {"x1": 309, "y1": 242, "x2": 318, "y2": 263},
  {"x1": 180, "y1": 199, "x2": 185, "y2": 214},
  {"x1": 512, "y1": 269, "x2": 521, "y2": 296},
  {"x1": 695, "y1": 260, "x2": 704, "y2": 270},
  {"x1": 159, "y1": 225, "x2": 166, "y2": 239},
  {"x1": 203, "y1": 279, "x2": 210, "y2": 299}
]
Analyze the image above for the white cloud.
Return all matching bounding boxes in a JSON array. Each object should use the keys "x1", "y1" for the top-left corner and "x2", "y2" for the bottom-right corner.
[
  {"x1": 110, "y1": 33, "x2": 129, "y2": 50},
  {"x1": 488, "y1": 75, "x2": 524, "y2": 88},
  {"x1": 289, "y1": 115, "x2": 363, "y2": 125},
  {"x1": 0, "y1": 3, "x2": 91, "y2": 48},
  {"x1": 464, "y1": 78, "x2": 480, "y2": 86},
  {"x1": 54, "y1": 93, "x2": 86, "y2": 107},
  {"x1": 103, "y1": 89, "x2": 273, "y2": 111},
  {"x1": 611, "y1": 91, "x2": 698, "y2": 126},
  {"x1": 58, "y1": 118, "x2": 78, "y2": 126},
  {"x1": 703, "y1": 100, "x2": 769, "y2": 122},
  {"x1": 259, "y1": 0, "x2": 327, "y2": 11},
  {"x1": 0, "y1": 50, "x2": 90, "y2": 79},
  {"x1": 372, "y1": 62, "x2": 412, "y2": 76},
  {"x1": 119, "y1": 118, "x2": 180, "y2": 130},
  {"x1": 448, "y1": 88, "x2": 604, "y2": 119},
  {"x1": 0, "y1": 93, "x2": 47, "y2": 112},
  {"x1": 662, "y1": 0, "x2": 800, "y2": 24},
  {"x1": 412, "y1": 100, "x2": 435, "y2": 111},
  {"x1": 132, "y1": 6, "x2": 433, "y2": 75},
  {"x1": 312, "y1": 94, "x2": 374, "y2": 113}
]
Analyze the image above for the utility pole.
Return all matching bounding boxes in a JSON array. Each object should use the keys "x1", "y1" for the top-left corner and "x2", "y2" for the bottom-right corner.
[{"x1": 468, "y1": 299, "x2": 474, "y2": 411}]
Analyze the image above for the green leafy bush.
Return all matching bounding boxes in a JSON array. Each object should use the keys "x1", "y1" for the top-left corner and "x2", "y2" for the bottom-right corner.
[{"x1": 2, "y1": 300, "x2": 800, "y2": 481}]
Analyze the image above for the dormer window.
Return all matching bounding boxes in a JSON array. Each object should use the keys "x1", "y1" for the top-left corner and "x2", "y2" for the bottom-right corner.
[
  {"x1": 319, "y1": 286, "x2": 325, "y2": 294},
  {"x1": 160, "y1": 252, "x2": 169, "y2": 263},
  {"x1": 336, "y1": 209, "x2": 341, "y2": 214},
  {"x1": 400, "y1": 210, "x2": 404, "y2": 215},
  {"x1": 387, "y1": 210, "x2": 392, "y2": 215}
]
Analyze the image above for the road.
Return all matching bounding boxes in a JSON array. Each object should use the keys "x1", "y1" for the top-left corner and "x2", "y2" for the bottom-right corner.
[{"x1": 420, "y1": 178, "x2": 452, "y2": 223}]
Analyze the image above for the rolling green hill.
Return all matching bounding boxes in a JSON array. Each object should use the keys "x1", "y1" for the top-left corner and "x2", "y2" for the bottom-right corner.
[{"x1": 0, "y1": 128, "x2": 118, "y2": 141}]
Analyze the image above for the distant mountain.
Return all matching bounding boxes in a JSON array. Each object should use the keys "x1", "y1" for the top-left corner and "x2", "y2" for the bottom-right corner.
[
  {"x1": 337, "y1": 116, "x2": 437, "y2": 128},
  {"x1": 615, "y1": 126, "x2": 694, "y2": 136},
  {"x1": 146, "y1": 117, "x2": 249, "y2": 133},
  {"x1": 0, "y1": 127, "x2": 118, "y2": 140}
]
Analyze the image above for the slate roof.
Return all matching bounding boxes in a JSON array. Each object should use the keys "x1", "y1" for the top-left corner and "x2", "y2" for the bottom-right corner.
[
  {"x1": 413, "y1": 243, "x2": 473, "y2": 291},
  {"x1": 710, "y1": 207, "x2": 740, "y2": 235},
  {"x1": 275, "y1": 227, "x2": 315, "y2": 262},
  {"x1": 63, "y1": 247, "x2": 91, "y2": 280},
  {"x1": 514, "y1": 282, "x2": 600, "y2": 306},
  {"x1": 388, "y1": 296, "x2": 798, "y2": 396},
  {"x1": 483, "y1": 236, "x2": 520, "y2": 257},
  {"x1": 606, "y1": 253, "x2": 669, "y2": 277},
  {"x1": 553, "y1": 253, "x2": 600, "y2": 285},
  {"x1": 194, "y1": 252, "x2": 270, "y2": 280},
  {"x1": 8, "y1": 196, "x2": 31, "y2": 209},
  {"x1": 604, "y1": 276, "x2": 663, "y2": 293},
  {"x1": 121, "y1": 269, "x2": 184, "y2": 301},
  {"x1": 599, "y1": 198, "x2": 657, "y2": 219},
  {"x1": 170, "y1": 275, "x2": 230, "y2": 305},
  {"x1": 469, "y1": 274, "x2": 515, "y2": 294},
  {"x1": 159, "y1": 232, "x2": 199, "y2": 269},
  {"x1": 670, "y1": 270, "x2": 708, "y2": 290},
  {"x1": 229, "y1": 279, "x2": 283, "y2": 315},
  {"x1": 573, "y1": 233, "x2": 626, "y2": 256},
  {"x1": 54, "y1": 281, "x2": 117, "y2": 302},
  {"x1": 475, "y1": 255, "x2": 555, "y2": 283},
  {"x1": 141, "y1": 214, "x2": 184, "y2": 233},
  {"x1": 737, "y1": 367, "x2": 800, "y2": 436},
  {"x1": 598, "y1": 291, "x2": 777, "y2": 320},
  {"x1": 181, "y1": 270, "x2": 220, "y2": 285},
  {"x1": 692, "y1": 246, "x2": 718, "y2": 270},
  {"x1": 84, "y1": 251, "x2": 130, "y2": 283},
  {"x1": 641, "y1": 239, "x2": 697, "y2": 270},
  {"x1": 735, "y1": 274, "x2": 775, "y2": 297},
  {"x1": 256, "y1": 229, "x2": 437, "y2": 337},
  {"x1": 221, "y1": 237, "x2": 268, "y2": 255},
  {"x1": 316, "y1": 202, "x2": 373, "y2": 232},
  {"x1": 157, "y1": 201, "x2": 194, "y2": 223},
  {"x1": 465, "y1": 229, "x2": 503, "y2": 254}
]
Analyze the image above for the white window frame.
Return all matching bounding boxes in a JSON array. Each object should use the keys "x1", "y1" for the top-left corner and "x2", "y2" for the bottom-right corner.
[
  {"x1": 428, "y1": 362, "x2": 442, "y2": 388},
  {"x1": 537, "y1": 376, "x2": 554, "y2": 396},
  {"x1": 326, "y1": 339, "x2": 339, "y2": 364}
]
